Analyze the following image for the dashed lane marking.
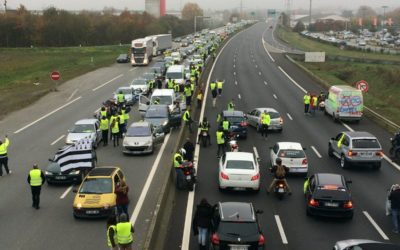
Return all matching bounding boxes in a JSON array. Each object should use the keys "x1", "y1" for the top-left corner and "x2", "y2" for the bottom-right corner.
[
  {"x1": 363, "y1": 211, "x2": 389, "y2": 240},
  {"x1": 311, "y1": 146, "x2": 322, "y2": 158},
  {"x1": 51, "y1": 134, "x2": 65, "y2": 146},
  {"x1": 275, "y1": 215, "x2": 288, "y2": 244},
  {"x1": 286, "y1": 113, "x2": 293, "y2": 120},
  {"x1": 238, "y1": 94, "x2": 241, "y2": 99},
  {"x1": 235, "y1": 81, "x2": 238, "y2": 85},
  {"x1": 92, "y1": 74, "x2": 123, "y2": 91},
  {"x1": 258, "y1": 72, "x2": 261, "y2": 75},
  {"x1": 60, "y1": 186, "x2": 73, "y2": 199},
  {"x1": 273, "y1": 94, "x2": 278, "y2": 99},
  {"x1": 264, "y1": 81, "x2": 268, "y2": 85}
]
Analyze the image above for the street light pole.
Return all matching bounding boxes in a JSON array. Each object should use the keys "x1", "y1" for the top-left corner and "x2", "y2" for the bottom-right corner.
[
  {"x1": 382, "y1": 5, "x2": 388, "y2": 28},
  {"x1": 309, "y1": 0, "x2": 312, "y2": 30},
  {"x1": 194, "y1": 16, "x2": 210, "y2": 34}
]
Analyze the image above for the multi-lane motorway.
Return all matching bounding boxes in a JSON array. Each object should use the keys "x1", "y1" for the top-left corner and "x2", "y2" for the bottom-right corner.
[{"x1": 163, "y1": 21, "x2": 400, "y2": 250}]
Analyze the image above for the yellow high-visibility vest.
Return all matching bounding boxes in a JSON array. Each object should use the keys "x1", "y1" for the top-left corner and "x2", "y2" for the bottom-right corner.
[{"x1": 29, "y1": 169, "x2": 42, "y2": 186}]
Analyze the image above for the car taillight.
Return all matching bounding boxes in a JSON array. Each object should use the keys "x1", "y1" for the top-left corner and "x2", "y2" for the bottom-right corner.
[
  {"x1": 309, "y1": 199, "x2": 319, "y2": 207},
  {"x1": 211, "y1": 233, "x2": 220, "y2": 245},
  {"x1": 375, "y1": 151, "x2": 383, "y2": 157},
  {"x1": 251, "y1": 173, "x2": 260, "y2": 181},
  {"x1": 348, "y1": 150, "x2": 357, "y2": 157},
  {"x1": 344, "y1": 201, "x2": 353, "y2": 209},
  {"x1": 278, "y1": 183, "x2": 284, "y2": 187},
  {"x1": 258, "y1": 234, "x2": 265, "y2": 245},
  {"x1": 279, "y1": 118, "x2": 283, "y2": 124},
  {"x1": 220, "y1": 172, "x2": 229, "y2": 180},
  {"x1": 302, "y1": 159, "x2": 308, "y2": 165},
  {"x1": 240, "y1": 121, "x2": 248, "y2": 127},
  {"x1": 185, "y1": 171, "x2": 190, "y2": 175}
]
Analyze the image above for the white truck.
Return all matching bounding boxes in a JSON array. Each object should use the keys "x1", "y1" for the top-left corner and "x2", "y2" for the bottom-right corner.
[
  {"x1": 146, "y1": 34, "x2": 172, "y2": 56},
  {"x1": 131, "y1": 37, "x2": 153, "y2": 66}
]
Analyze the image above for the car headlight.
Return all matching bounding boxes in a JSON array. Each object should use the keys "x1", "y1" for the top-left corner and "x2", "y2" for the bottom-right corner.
[
  {"x1": 76, "y1": 203, "x2": 82, "y2": 209},
  {"x1": 69, "y1": 170, "x2": 80, "y2": 175},
  {"x1": 66, "y1": 138, "x2": 73, "y2": 144},
  {"x1": 145, "y1": 140, "x2": 153, "y2": 146},
  {"x1": 162, "y1": 121, "x2": 168, "y2": 126},
  {"x1": 45, "y1": 171, "x2": 53, "y2": 175},
  {"x1": 103, "y1": 203, "x2": 110, "y2": 209}
]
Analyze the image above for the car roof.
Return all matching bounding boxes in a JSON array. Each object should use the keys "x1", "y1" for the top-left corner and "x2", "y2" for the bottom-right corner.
[
  {"x1": 88, "y1": 167, "x2": 119, "y2": 177},
  {"x1": 167, "y1": 65, "x2": 184, "y2": 72},
  {"x1": 129, "y1": 121, "x2": 150, "y2": 128},
  {"x1": 223, "y1": 110, "x2": 244, "y2": 116},
  {"x1": 152, "y1": 89, "x2": 174, "y2": 95},
  {"x1": 75, "y1": 119, "x2": 98, "y2": 125},
  {"x1": 147, "y1": 104, "x2": 169, "y2": 110},
  {"x1": 225, "y1": 152, "x2": 254, "y2": 161},
  {"x1": 255, "y1": 107, "x2": 279, "y2": 113},
  {"x1": 344, "y1": 131, "x2": 376, "y2": 139},
  {"x1": 336, "y1": 239, "x2": 400, "y2": 250},
  {"x1": 276, "y1": 142, "x2": 303, "y2": 150},
  {"x1": 315, "y1": 173, "x2": 344, "y2": 186},
  {"x1": 219, "y1": 202, "x2": 255, "y2": 222}
]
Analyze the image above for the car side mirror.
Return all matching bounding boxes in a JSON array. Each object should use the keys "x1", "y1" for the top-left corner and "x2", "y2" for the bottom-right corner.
[
  {"x1": 255, "y1": 209, "x2": 263, "y2": 214},
  {"x1": 72, "y1": 189, "x2": 78, "y2": 193}
]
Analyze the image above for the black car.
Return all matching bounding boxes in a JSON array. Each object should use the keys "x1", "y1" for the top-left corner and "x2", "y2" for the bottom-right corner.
[
  {"x1": 222, "y1": 110, "x2": 248, "y2": 139},
  {"x1": 210, "y1": 202, "x2": 265, "y2": 250},
  {"x1": 154, "y1": 61, "x2": 167, "y2": 75},
  {"x1": 116, "y1": 54, "x2": 129, "y2": 63},
  {"x1": 305, "y1": 173, "x2": 354, "y2": 219},
  {"x1": 144, "y1": 105, "x2": 181, "y2": 134}
]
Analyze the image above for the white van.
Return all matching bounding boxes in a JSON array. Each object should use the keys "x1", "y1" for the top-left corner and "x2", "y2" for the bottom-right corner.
[
  {"x1": 325, "y1": 85, "x2": 363, "y2": 122},
  {"x1": 170, "y1": 52, "x2": 182, "y2": 64},
  {"x1": 138, "y1": 89, "x2": 186, "y2": 114},
  {"x1": 165, "y1": 65, "x2": 185, "y2": 86}
]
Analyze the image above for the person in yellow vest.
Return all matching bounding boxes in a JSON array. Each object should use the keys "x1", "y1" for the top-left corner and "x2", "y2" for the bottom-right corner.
[
  {"x1": 27, "y1": 164, "x2": 45, "y2": 209},
  {"x1": 118, "y1": 111, "x2": 126, "y2": 138},
  {"x1": 210, "y1": 81, "x2": 218, "y2": 107},
  {"x1": 303, "y1": 92, "x2": 311, "y2": 114},
  {"x1": 184, "y1": 84, "x2": 192, "y2": 107},
  {"x1": 99, "y1": 106, "x2": 108, "y2": 120},
  {"x1": 0, "y1": 135, "x2": 11, "y2": 176},
  {"x1": 121, "y1": 106, "x2": 130, "y2": 126},
  {"x1": 216, "y1": 128, "x2": 225, "y2": 158},
  {"x1": 222, "y1": 117, "x2": 230, "y2": 139},
  {"x1": 116, "y1": 213, "x2": 134, "y2": 250},
  {"x1": 183, "y1": 109, "x2": 193, "y2": 133},
  {"x1": 110, "y1": 113, "x2": 118, "y2": 140},
  {"x1": 260, "y1": 110, "x2": 271, "y2": 138},
  {"x1": 217, "y1": 79, "x2": 223, "y2": 96},
  {"x1": 310, "y1": 94, "x2": 318, "y2": 116},
  {"x1": 174, "y1": 82, "x2": 180, "y2": 93},
  {"x1": 227, "y1": 99, "x2": 235, "y2": 111},
  {"x1": 106, "y1": 215, "x2": 118, "y2": 250},
  {"x1": 100, "y1": 116, "x2": 109, "y2": 146},
  {"x1": 111, "y1": 117, "x2": 120, "y2": 147},
  {"x1": 167, "y1": 78, "x2": 174, "y2": 89},
  {"x1": 117, "y1": 91, "x2": 125, "y2": 108},
  {"x1": 337, "y1": 133, "x2": 345, "y2": 148},
  {"x1": 197, "y1": 89, "x2": 203, "y2": 109},
  {"x1": 174, "y1": 148, "x2": 185, "y2": 188}
]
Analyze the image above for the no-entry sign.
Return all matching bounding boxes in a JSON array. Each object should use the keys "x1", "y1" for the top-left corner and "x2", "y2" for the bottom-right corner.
[
  {"x1": 356, "y1": 80, "x2": 369, "y2": 93},
  {"x1": 51, "y1": 71, "x2": 60, "y2": 81}
]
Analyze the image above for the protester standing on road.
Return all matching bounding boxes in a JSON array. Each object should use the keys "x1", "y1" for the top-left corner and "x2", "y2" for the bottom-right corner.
[
  {"x1": 196, "y1": 89, "x2": 203, "y2": 108},
  {"x1": 222, "y1": 117, "x2": 230, "y2": 140},
  {"x1": 216, "y1": 128, "x2": 225, "y2": 158},
  {"x1": 183, "y1": 138, "x2": 195, "y2": 162},
  {"x1": 100, "y1": 116, "x2": 109, "y2": 146},
  {"x1": 227, "y1": 99, "x2": 235, "y2": 111},
  {"x1": 111, "y1": 117, "x2": 120, "y2": 147},
  {"x1": 110, "y1": 113, "x2": 118, "y2": 140},
  {"x1": 115, "y1": 180, "x2": 130, "y2": 217},
  {"x1": 118, "y1": 111, "x2": 126, "y2": 138},
  {"x1": 27, "y1": 164, "x2": 45, "y2": 209},
  {"x1": 260, "y1": 110, "x2": 271, "y2": 139},
  {"x1": 106, "y1": 215, "x2": 118, "y2": 250},
  {"x1": 217, "y1": 79, "x2": 223, "y2": 96},
  {"x1": 0, "y1": 135, "x2": 11, "y2": 176},
  {"x1": 210, "y1": 81, "x2": 218, "y2": 108},
  {"x1": 389, "y1": 184, "x2": 400, "y2": 233},
  {"x1": 184, "y1": 83, "x2": 192, "y2": 107},
  {"x1": 116, "y1": 213, "x2": 134, "y2": 250},
  {"x1": 174, "y1": 149, "x2": 185, "y2": 188},
  {"x1": 303, "y1": 92, "x2": 311, "y2": 114},
  {"x1": 183, "y1": 109, "x2": 193, "y2": 133},
  {"x1": 192, "y1": 198, "x2": 214, "y2": 250}
]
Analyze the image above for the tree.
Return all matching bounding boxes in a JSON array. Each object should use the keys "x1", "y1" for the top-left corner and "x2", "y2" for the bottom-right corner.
[
  {"x1": 181, "y1": 3, "x2": 203, "y2": 21},
  {"x1": 292, "y1": 21, "x2": 305, "y2": 32}
]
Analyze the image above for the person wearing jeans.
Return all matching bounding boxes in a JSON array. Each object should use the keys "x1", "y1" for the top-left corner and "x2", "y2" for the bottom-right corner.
[
  {"x1": 389, "y1": 185, "x2": 400, "y2": 233},
  {"x1": 115, "y1": 180, "x2": 129, "y2": 217},
  {"x1": 192, "y1": 198, "x2": 214, "y2": 250}
]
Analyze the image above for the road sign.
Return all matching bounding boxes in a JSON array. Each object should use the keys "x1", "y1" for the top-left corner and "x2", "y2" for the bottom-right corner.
[
  {"x1": 51, "y1": 71, "x2": 60, "y2": 81},
  {"x1": 356, "y1": 80, "x2": 369, "y2": 93}
]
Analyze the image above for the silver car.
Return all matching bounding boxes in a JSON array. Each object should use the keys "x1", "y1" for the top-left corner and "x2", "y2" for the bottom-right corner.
[
  {"x1": 328, "y1": 131, "x2": 383, "y2": 169},
  {"x1": 247, "y1": 108, "x2": 283, "y2": 132},
  {"x1": 122, "y1": 121, "x2": 164, "y2": 155},
  {"x1": 334, "y1": 239, "x2": 400, "y2": 250},
  {"x1": 65, "y1": 119, "x2": 102, "y2": 148}
]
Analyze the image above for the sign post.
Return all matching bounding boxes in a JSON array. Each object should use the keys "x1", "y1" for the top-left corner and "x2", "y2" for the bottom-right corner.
[
  {"x1": 355, "y1": 80, "x2": 369, "y2": 93},
  {"x1": 51, "y1": 71, "x2": 60, "y2": 91}
]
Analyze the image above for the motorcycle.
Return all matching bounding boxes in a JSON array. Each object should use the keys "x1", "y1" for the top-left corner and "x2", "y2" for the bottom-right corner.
[
  {"x1": 274, "y1": 180, "x2": 287, "y2": 200},
  {"x1": 199, "y1": 130, "x2": 209, "y2": 148},
  {"x1": 177, "y1": 161, "x2": 196, "y2": 191},
  {"x1": 389, "y1": 133, "x2": 400, "y2": 160},
  {"x1": 228, "y1": 134, "x2": 239, "y2": 152}
]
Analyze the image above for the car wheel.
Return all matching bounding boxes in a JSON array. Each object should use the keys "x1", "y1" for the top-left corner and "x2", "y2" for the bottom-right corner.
[
  {"x1": 306, "y1": 208, "x2": 311, "y2": 217},
  {"x1": 328, "y1": 144, "x2": 334, "y2": 157},
  {"x1": 278, "y1": 128, "x2": 283, "y2": 133},
  {"x1": 340, "y1": 155, "x2": 349, "y2": 169}
]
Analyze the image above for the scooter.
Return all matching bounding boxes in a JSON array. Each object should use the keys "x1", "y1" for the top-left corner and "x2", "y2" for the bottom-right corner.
[
  {"x1": 228, "y1": 134, "x2": 239, "y2": 152},
  {"x1": 178, "y1": 161, "x2": 196, "y2": 191}
]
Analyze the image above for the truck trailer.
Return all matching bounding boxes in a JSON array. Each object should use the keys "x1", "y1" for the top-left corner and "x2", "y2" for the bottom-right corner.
[{"x1": 146, "y1": 34, "x2": 172, "y2": 56}]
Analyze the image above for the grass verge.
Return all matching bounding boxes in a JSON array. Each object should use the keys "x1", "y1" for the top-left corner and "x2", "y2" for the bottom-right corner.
[{"x1": 0, "y1": 45, "x2": 128, "y2": 119}]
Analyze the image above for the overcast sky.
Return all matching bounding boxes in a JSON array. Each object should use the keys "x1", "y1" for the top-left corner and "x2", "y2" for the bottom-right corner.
[{"x1": 5, "y1": 0, "x2": 400, "y2": 12}]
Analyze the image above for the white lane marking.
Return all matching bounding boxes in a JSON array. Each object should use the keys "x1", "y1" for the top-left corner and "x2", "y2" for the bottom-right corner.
[
  {"x1": 94, "y1": 108, "x2": 101, "y2": 114},
  {"x1": 275, "y1": 215, "x2": 288, "y2": 244},
  {"x1": 273, "y1": 94, "x2": 278, "y2": 99},
  {"x1": 233, "y1": 64, "x2": 236, "y2": 68},
  {"x1": 129, "y1": 68, "x2": 136, "y2": 72},
  {"x1": 14, "y1": 96, "x2": 82, "y2": 134},
  {"x1": 286, "y1": 113, "x2": 293, "y2": 120},
  {"x1": 261, "y1": 28, "x2": 276, "y2": 62},
  {"x1": 238, "y1": 94, "x2": 241, "y2": 99},
  {"x1": 60, "y1": 186, "x2": 73, "y2": 199},
  {"x1": 311, "y1": 146, "x2": 322, "y2": 158},
  {"x1": 130, "y1": 133, "x2": 171, "y2": 226},
  {"x1": 253, "y1": 146, "x2": 260, "y2": 161},
  {"x1": 264, "y1": 81, "x2": 268, "y2": 85},
  {"x1": 235, "y1": 81, "x2": 238, "y2": 85},
  {"x1": 66, "y1": 89, "x2": 79, "y2": 102},
  {"x1": 363, "y1": 211, "x2": 389, "y2": 240},
  {"x1": 278, "y1": 66, "x2": 307, "y2": 93},
  {"x1": 342, "y1": 122, "x2": 354, "y2": 132},
  {"x1": 181, "y1": 28, "x2": 244, "y2": 250},
  {"x1": 92, "y1": 74, "x2": 123, "y2": 91},
  {"x1": 51, "y1": 134, "x2": 65, "y2": 146},
  {"x1": 234, "y1": 72, "x2": 236, "y2": 76},
  {"x1": 255, "y1": 65, "x2": 258, "y2": 68},
  {"x1": 258, "y1": 71, "x2": 261, "y2": 75}
]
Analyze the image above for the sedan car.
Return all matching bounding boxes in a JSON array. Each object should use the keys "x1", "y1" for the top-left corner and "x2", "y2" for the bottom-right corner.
[
  {"x1": 116, "y1": 54, "x2": 129, "y2": 63},
  {"x1": 113, "y1": 86, "x2": 135, "y2": 106},
  {"x1": 65, "y1": 119, "x2": 101, "y2": 148},
  {"x1": 328, "y1": 131, "x2": 383, "y2": 169},
  {"x1": 130, "y1": 78, "x2": 149, "y2": 96},
  {"x1": 270, "y1": 142, "x2": 308, "y2": 175},
  {"x1": 210, "y1": 202, "x2": 265, "y2": 250},
  {"x1": 219, "y1": 152, "x2": 260, "y2": 191},
  {"x1": 144, "y1": 105, "x2": 181, "y2": 134},
  {"x1": 334, "y1": 239, "x2": 400, "y2": 250},
  {"x1": 247, "y1": 107, "x2": 283, "y2": 132},
  {"x1": 122, "y1": 121, "x2": 164, "y2": 155},
  {"x1": 221, "y1": 110, "x2": 248, "y2": 139},
  {"x1": 304, "y1": 173, "x2": 354, "y2": 219}
]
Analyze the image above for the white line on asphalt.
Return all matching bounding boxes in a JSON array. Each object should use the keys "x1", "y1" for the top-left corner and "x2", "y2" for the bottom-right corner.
[
  {"x1": 235, "y1": 81, "x2": 238, "y2": 85},
  {"x1": 278, "y1": 66, "x2": 307, "y2": 93},
  {"x1": 234, "y1": 72, "x2": 236, "y2": 76},
  {"x1": 60, "y1": 186, "x2": 73, "y2": 199},
  {"x1": 92, "y1": 74, "x2": 123, "y2": 91},
  {"x1": 275, "y1": 215, "x2": 288, "y2": 244},
  {"x1": 273, "y1": 94, "x2": 278, "y2": 99},
  {"x1": 129, "y1": 68, "x2": 136, "y2": 72},
  {"x1": 258, "y1": 72, "x2": 261, "y2": 75},
  {"x1": 51, "y1": 134, "x2": 65, "y2": 146},
  {"x1": 286, "y1": 113, "x2": 293, "y2": 120},
  {"x1": 14, "y1": 96, "x2": 82, "y2": 134},
  {"x1": 342, "y1": 122, "x2": 354, "y2": 132},
  {"x1": 261, "y1": 29, "x2": 276, "y2": 62},
  {"x1": 66, "y1": 89, "x2": 79, "y2": 102},
  {"x1": 130, "y1": 133, "x2": 171, "y2": 226},
  {"x1": 264, "y1": 81, "x2": 268, "y2": 85},
  {"x1": 255, "y1": 65, "x2": 258, "y2": 68},
  {"x1": 311, "y1": 146, "x2": 322, "y2": 158},
  {"x1": 253, "y1": 146, "x2": 260, "y2": 161},
  {"x1": 94, "y1": 107, "x2": 101, "y2": 114},
  {"x1": 181, "y1": 28, "x2": 243, "y2": 250},
  {"x1": 363, "y1": 211, "x2": 389, "y2": 240},
  {"x1": 233, "y1": 64, "x2": 235, "y2": 68},
  {"x1": 238, "y1": 94, "x2": 241, "y2": 99}
]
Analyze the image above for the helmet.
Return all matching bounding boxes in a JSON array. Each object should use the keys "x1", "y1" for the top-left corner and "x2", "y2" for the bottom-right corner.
[
  {"x1": 179, "y1": 148, "x2": 186, "y2": 156},
  {"x1": 276, "y1": 158, "x2": 282, "y2": 165}
]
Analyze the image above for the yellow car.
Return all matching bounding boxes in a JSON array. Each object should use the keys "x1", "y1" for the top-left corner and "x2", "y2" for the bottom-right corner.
[{"x1": 73, "y1": 166, "x2": 125, "y2": 218}]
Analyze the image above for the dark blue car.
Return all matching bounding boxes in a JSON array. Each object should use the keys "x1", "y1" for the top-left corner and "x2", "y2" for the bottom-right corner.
[{"x1": 222, "y1": 110, "x2": 248, "y2": 139}]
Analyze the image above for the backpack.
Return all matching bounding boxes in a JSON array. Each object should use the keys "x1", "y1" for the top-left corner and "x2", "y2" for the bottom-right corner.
[{"x1": 275, "y1": 164, "x2": 286, "y2": 178}]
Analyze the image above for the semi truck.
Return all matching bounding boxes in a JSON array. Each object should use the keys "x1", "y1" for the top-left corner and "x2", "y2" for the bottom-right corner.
[
  {"x1": 131, "y1": 37, "x2": 153, "y2": 66},
  {"x1": 146, "y1": 34, "x2": 172, "y2": 56}
]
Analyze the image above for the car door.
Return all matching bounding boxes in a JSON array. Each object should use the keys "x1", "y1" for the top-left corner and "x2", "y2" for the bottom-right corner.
[
  {"x1": 95, "y1": 121, "x2": 101, "y2": 143},
  {"x1": 247, "y1": 110, "x2": 257, "y2": 127},
  {"x1": 270, "y1": 143, "x2": 279, "y2": 167},
  {"x1": 169, "y1": 110, "x2": 181, "y2": 128},
  {"x1": 139, "y1": 95, "x2": 150, "y2": 113},
  {"x1": 331, "y1": 133, "x2": 344, "y2": 157},
  {"x1": 340, "y1": 135, "x2": 351, "y2": 156},
  {"x1": 254, "y1": 110, "x2": 261, "y2": 128}
]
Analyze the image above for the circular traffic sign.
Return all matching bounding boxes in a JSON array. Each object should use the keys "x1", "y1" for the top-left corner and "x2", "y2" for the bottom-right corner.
[
  {"x1": 50, "y1": 71, "x2": 60, "y2": 81},
  {"x1": 356, "y1": 80, "x2": 369, "y2": 93}
]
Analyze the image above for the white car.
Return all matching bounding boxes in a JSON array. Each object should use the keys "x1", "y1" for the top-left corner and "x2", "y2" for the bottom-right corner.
[
  {"x1": 122, "y1": 121, "x2": 164, "y2": 155},
  {"x1": 219, "y1": 152, "x2": 260, "y2": 191},
  {"x1": 113, "y1": 86, "x2": 134, "y2": 105},
  {"x1": 65, "y1": 119, "x2": 102, "y2": 148},
  {"x1": 270, "y1": 142, "x2": 308, "y2": 175},
  {"x1": 247, "y1": 107, "x2": 283, "y2": 132},
  {"x1": 171, "y1": 52, "x2": 181, "y2": 63},
  {"x1": 130, "y1": 78, "x2": 149, "y2": 96}
]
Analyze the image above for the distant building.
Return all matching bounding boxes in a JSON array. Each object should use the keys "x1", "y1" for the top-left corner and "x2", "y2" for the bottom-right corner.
[{"x1": 145, "y1": 0, "x2": 166, "y2": 18}]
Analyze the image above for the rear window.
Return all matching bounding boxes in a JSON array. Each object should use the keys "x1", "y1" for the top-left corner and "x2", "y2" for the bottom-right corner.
[
  {"x1": 269, "y1": 112, "x2": 281, "y2": 119},
  {"x1": 278, "y1": 149, "x2": 305, "y2": 158},
  {"x1": 352, "y1": 139, "x2": 380, "y2": 148},
  {"x1": 226, "y1": 116, "x2": 245, "y2": 124},
  {"x1": 218, "y1": 221, "x2": 258, "y2": 237},
  {"x1": 226, "y1": 160, "x2": 254, "y2": 170}
]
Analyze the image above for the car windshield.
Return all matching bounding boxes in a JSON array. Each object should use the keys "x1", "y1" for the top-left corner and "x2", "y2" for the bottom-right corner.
[
  {"x1": 352, "y1": 139, "x2": 380, "y2": 148},
  {"x1": 79, "y1": 178, "x2": 112, "y2": 194},
  {"x1": 71, "y1": 124, "x2": 95, "y2": 133},
  {"x1": 151, "y1": 96, "x2": 172, "y2": 105},
  {"x1": 268, "y1": 112, "x2": 281, "y2": 119},
  {"x1": 127, "y1": 126, "x2": 151, "y2": 137},
  {"x1": 145, "y1": 108, "x2": 168, "y2": 118},
  {"x1": 226, "y1": 116, "x2": 244, "y2": 124},
  {"x1": 131, "y1": 79, "x2": 146, "y2": 86},
  {"x1": 117, "y1": 88, "x2": 132, "y2": 94},
  {"x1": 132, "y1": 47, "x2": 145, "y2": 54},
  {"x1": 151, "y1": 67, "x2": 161, "y2": 73},
  {"x1": 218, "y1": 221, "x2": 259, "y2": 237},
  {"x1": 278, "y1": 149, "x2": 305, "y2": 158},
  {"x1": 226, "y1": 160, "x2": 254, "y2": 170},
  {"x1": 166, "y1": 72, "x2": 183, "y2": 79}
]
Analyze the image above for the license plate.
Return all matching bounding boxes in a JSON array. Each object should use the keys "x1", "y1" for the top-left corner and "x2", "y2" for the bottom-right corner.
[
  {"x1": 233, "y1": 187, "x2": 246, "y2": 191},
  {"x1": 278, "y1": 188, "x2": 284, "y2": 193},
  {"x1": 186, "y1": 175, "x2": 191, "y2": 180},
  {"x1": 325, "y1": 202, "x2": 338, "y2": 207},
  {"x1": 55, "y1": 176, "x2": 67, "y2": 180},
  {"x1": 230, "y1": 246, "x2": 248, "y2": 250},
  {"x1": 360, "y1": 152, "x2": 373, "y2": 157},
  {"x1": 85, "y1": 210, "x2": 99, "y2": 214}
]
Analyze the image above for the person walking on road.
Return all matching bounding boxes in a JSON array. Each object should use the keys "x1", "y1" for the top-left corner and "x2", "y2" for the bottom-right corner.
[
  {"x1": 111, "y1": 117, "x2": 120, "y2": 147},
  {"x1": 184, "y1": 83, "x2": 192, "y2": 107},
  {"x1": 183, "y1": 109, "x2": 193, "y2": 133},
  {"x1": 183, "y1": 138, "x2": 195, "y2": 162},
  {"x1": 192, "y1": 198, "x2": 214, "y2": 250},
  {"x1": 27, "y1": 164, "x2": 45, "y2": 209},
  {"x1": 197, "y1": 89, "x2": 203, "y2": 109},
  {"x1": 115, "y1": 180, "x2": 130, "y2": 217},
  {"x1": 303, "y1": 92, "x2": 311, "y2": 114},
  {"x1": 227, "y1": 99, "x2": 235, "y2": 111},
  {"x1": 222, "y1": 117, "x2": 230, "y2": 140},
  {"x1": 116, "y1": 213, "x2": 134, "y2": 250},
  {"x1": 106, "y1": 215, "x2": 118, "y2": 250},
  {"x1": 210, "y1": 81, "x2": 218, "y2": 108},
  {"x1": 260, "y1": 110, "x2": 271, "y2": 139},
  {"x1": 0, "y1": 135, "x2": 11, "y2": 176},
  {"x1": 118, "y1": 111, "x2": 126, "y2": 138},
  {"x1": 217, "y1": 79, "x2": 223, "y2": 97},
  {"x1": 389, "y1": 184, "x2": 400, "y2": 233},
  {"x1": 310, "y1": 94, "x2": 318, "y2": 116},
  {"x1": 100, "y1": 116, "x2": 109, "y2": 146},
  {"x1": 216, "y1": 128, "x2": 225, "y2": 158}
]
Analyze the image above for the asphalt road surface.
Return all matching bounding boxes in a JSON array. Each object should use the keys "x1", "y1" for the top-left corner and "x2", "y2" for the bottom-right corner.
[{"x1": 163, "y1": 21, "x2": 400, "y2": 250}]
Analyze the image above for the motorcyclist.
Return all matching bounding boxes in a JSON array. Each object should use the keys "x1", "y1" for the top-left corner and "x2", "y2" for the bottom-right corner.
[
  {"x1": 267, "y1": 158, "x2": 292, "y2": 195},
  {"x1": 174, "y1": 148, "x2": 186, "y2": 188},
  {"x1": 198, "y1": 117, "x2": 211, "y2": 146}
]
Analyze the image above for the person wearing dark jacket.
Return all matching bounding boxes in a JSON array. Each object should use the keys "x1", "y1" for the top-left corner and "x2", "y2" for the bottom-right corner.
[
  {"x1": 192, "y1": 198, "x2": 214, "y2": 249},
  {"x1": 389, "y1": 185, "x2": 400, "y2": 233},
  {"x1": 267, "y1": 158, "x2": 292, "y2": 194},
  {"x1": 27, "y1": 164, "x2": 45, "y2": 209},
  {"x1": 115, "y1": 180, "x2": 130, "y2": 216},
  {"x1": 183, "y1": 138, "x2": 195, "y2": 162}
]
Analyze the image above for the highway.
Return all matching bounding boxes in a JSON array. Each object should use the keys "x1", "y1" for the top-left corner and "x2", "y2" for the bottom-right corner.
[{"x1": 163, "y1": 21, "x2": 400, "y2": 250}]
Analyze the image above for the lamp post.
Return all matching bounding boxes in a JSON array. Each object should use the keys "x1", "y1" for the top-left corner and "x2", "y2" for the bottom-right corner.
[
  {"x1": 382, "y1": 5, "x2": 388, "y2": 28},
  {"x1": 309, "y1": 0, "x2": 312, "y2": 30},
  {"x1": 194, "y1": 16, "x2": 210, "y2": 34}
]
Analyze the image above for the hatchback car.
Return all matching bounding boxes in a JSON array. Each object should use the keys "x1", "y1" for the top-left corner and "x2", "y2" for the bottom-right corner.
[
  {"x1": 247, "y1": 108, "x2": 283, "y2": 132},
  {"x1": 221, "y1": 110, "x2": 248, "y2": 139},
  {"x1": 122, "y1": 121, "x2": 164, "y2": 155},
  {"x1": 113, "y1": 86, "x2": 135, "y2": 106},
  {"x1": 305, "y1": 173, "x2": 353, "y2": 219},
  {"x1": 328, "y1": 131, "x2": 383, "y2": 169},
  {"x1": 144, "y1": 105, "x2": 181, "y2": 134},
  {"x1": 65, "y1": 119, "x2": 101, "y2": 148},
  {"x1": 270, "y1": 142, "x2": 308, "y2": 175},
  {"x1": 210, "y1": 202, "x2": 265, "y2": 250},
  {"x1": 334, "y1": 239, "x2": 400, "y2": 250},
  {"x1": 130, "y1": 78, "x2": 149, "y2": 96},
  {"x1": 72, "y1": 166, "x2": 125, "y2": 218},
  {"x1": 219, "y1": 152, "x2": 260, "y2": 191},
  {"x1": 116, "y1": 54, "x2": 129, "y2": 63}
]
